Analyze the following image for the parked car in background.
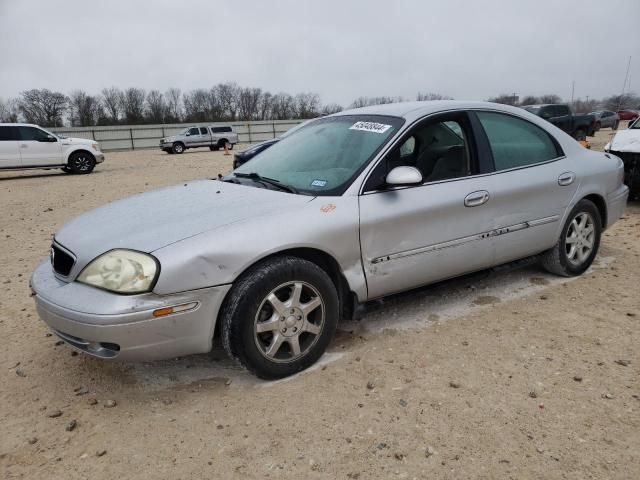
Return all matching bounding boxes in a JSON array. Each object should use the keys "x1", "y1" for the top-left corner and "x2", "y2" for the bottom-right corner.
[
  {"x1": 233, "y1": 138, "x2": 279, "y2": 169},
  {"x1": 523, "y1": 104, "x2": 597, "y2": 140},
  {"x1": 233, "y1": 121, "x2": 312, "y2": 168},
  {"x1": 605, "y1": 116, "x2": 640, "y2": 197},
  {"x1": 31, "y1": 101, "x2": 628, "y2": 379},
  {"x1": 160, "y1": 125, "x2": 238, "y2": 154},
  {"x1": 617, "y1": 109, "x2": 640, "y2": 122},
  {"x1": 0, "y1": 123, "x2": 104, "y2": 174},
  {"x1": 589, "y1": 110, "x2": 619, "y2": 130}
]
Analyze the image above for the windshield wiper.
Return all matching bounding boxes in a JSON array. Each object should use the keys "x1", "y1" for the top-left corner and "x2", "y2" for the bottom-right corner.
[{"x1": 233, "y1": 172, "x2": 299, "y2": 194}]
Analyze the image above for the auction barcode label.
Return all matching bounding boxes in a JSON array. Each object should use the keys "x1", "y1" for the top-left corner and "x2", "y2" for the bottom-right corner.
[{"x1": 349, "y1": 121, "x2": 392, "y2": 134}]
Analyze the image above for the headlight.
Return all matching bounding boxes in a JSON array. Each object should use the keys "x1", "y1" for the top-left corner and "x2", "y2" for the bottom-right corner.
[{"x1": 77, "y1": 249, "x2": 159, "y2": 294}]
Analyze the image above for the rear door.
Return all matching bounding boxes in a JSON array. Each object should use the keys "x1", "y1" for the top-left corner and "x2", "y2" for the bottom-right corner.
[
  {"x1": 474, "y1": 111, "x2": 577, "y2": 264},
  {"x1": 0, "y1": 126, "x2": 21, "y2": 168},
  {"x1": 17, "y1": 126, "x2": 63, "y2": 166},
  {"x1": 359, "y1": 111, "x2": 497, "y2": 299}
]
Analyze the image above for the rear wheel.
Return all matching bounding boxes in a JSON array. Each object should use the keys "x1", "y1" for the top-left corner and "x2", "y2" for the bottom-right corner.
[
  {"x1": 66, "y1": 151, "x2": 96, "y2": 174},
  {"x1": 172, "y1": 142, "x2": 185, "y2": 154},
  {"x1": 540, "y1": 199, "x2": 601, "y2": 277},
  {"x1": 221, "y1": 256, "x2": 338, "y2": 379}
]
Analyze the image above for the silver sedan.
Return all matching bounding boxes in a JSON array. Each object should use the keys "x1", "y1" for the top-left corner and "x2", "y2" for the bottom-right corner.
[{"x1": 31, "y1": 101, "x2": 629, "y2": 379}]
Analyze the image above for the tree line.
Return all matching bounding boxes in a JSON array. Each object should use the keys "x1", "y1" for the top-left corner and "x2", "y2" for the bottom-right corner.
[
  {"x1": 487, "y1": 92, "x2": 640, "y2": 114},
  {"x1": 1, "y1": 85, "x2": 637, "y2": 127}
]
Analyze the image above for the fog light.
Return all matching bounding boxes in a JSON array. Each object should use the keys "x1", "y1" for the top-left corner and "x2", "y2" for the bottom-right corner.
[{"x1": 153, "y1": 302, "x2": 198, "y2": 317}]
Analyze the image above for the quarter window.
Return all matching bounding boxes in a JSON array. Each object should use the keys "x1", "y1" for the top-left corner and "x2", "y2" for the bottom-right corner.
[
  {"x1": 476, "y1": 112, "x2": 561, "y2": 170},
  {"x1": 200, "y1": 127, "x2": 208, "y2": 135}
]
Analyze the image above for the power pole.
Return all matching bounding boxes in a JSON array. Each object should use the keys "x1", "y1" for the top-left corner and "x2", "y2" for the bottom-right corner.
[
  {"x1": 617, "y1": 56, "x2": 632, "y2": 112},
  {"x1": 570, "y1": 81, "x2": 575, "y2": 105}
]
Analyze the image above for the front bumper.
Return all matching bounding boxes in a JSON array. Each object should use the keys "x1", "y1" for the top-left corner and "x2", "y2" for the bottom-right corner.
[
  {"x1": 30, "y1": 260, "x2": 231, "y2": 361},
  {"x1": 96, "y1": 153, "x2": 105, "y2": 164}
]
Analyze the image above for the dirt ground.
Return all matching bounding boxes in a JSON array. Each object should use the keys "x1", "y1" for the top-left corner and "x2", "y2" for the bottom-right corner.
[{"x1": 1, "y1": 127, "x2": 639, "y2": 479}]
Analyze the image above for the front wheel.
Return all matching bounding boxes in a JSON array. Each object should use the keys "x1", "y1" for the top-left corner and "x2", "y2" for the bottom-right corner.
[
  {"x1": 172, "y1": 142, "x2": 185, "y2": 154},
  {"x1": 66, "y1": 151, "x2": 96, "y2": 174},
  {"x1": 540, "y1": 199, "x2": 601, "y2": 277},
  {"x1": 221, "y1": 256, "x2": 338, "y2": 379}
]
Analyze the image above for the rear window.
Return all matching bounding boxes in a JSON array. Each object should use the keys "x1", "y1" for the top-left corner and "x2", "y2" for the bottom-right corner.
[
  {"x1": 199, "y1": 127, "x2": 208, "y2": 135},
  {"x1": 477, "y1": 111, "x2": 562, "y2": 171}
]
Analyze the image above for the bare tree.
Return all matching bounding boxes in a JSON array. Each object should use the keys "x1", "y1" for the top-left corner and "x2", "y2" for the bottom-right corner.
[
  {"x1": 487, "y1": 93, "x2": 520, "y2": 106},
  {"x1": 0, "y1": 97, "x2": 20, "y2": 122},
  {"x1": 183, "y1": 89, "x2": 209, "y2": 122},
  {"x1": 601, "y1": 92, "x2": 640, "y2": 111},
  {"x1": 519, "y1": 95, "x2": 540, "y2": 106},
  {"x1": 101, "y1": 87, "x2": 123, "y2": 124},
  {"x1": 120, "y1": 87, "x2": 146, "y2": 124},
  {"x1": 271, "y1": 93, "x2": 296, "y2": 120},
  {"x1": 238, "y1": 87, "x2": 262, "y2": 120},
  {"x1": 295, "y1": 92, "x2": 321, "y2": 118},
  {"x1": 348, "y1": 96, "x2": 401, "y2": 108},
  {"x1": 145, "y1": 90, "x2": 166, "y2": 124},
  {"x1": 217, "y1": 82, "x2": 240, "y2": 120},
  {"x1": 416, "y1": 92, "x2": 452, "y2": 101},
  {"x1": 69, "y1": 90, "x2": 101, "y2": 126},
  {"x1": 19, "y1": 89, "x2": 68, "y2": 126},
  {"x1": 258, "y1": 92, "x2": 273, "y2": 120},
  {"x1": 320, "y1": 103, "x2": 343, "y2": 115},
  {"x1": 570, "y1": 98, "x2": 598, "y2": 114},
  {"x1": 165, "y1": 88, "x2": 182, "y2": 123},
  {"x1": 539, "y1": 94, "x2": 562, "y2": 104}
]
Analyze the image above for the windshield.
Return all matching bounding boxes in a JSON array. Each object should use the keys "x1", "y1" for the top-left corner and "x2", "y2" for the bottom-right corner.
[
  {"x1": 231, "y1": 115, "x2": 403, "y2": 195},
  {"x1": 523, "y1": 106, "x2": 541, "y2": 114},
  {"x1": 630, "y1": 118, "x2": 640, "y2": 129},
  {"x1": 178, "y1": 127, "x2": 190, "y2": 135}
]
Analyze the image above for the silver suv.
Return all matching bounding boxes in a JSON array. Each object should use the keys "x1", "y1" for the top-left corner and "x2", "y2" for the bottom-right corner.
[{"x1": 160, "y1": 125, "x2": 238, "y2": 154}]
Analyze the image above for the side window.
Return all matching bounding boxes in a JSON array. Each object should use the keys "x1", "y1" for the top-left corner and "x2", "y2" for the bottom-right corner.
[
  {"x1": 188, "y1": 127, "x2": 199, "y2": 135},
  {"x1": 388, "y1": 118, "x2": 471, "y2": 183},
  {"x1": 0, "y1": 126, "x2": 17, "y2": 141},
  {"x1": 18, "y1": 126, "x2": 51, "y2": 141},
  {"x1": 199, "y1": 127, "x2": 208, "y2": 135},
  {"x1": 477, "y1": 112, "x2": 561, "y2": 171},
  {"x1": 554, "y1": 105, "x2": 570, "y2": 117},
  {"x1": 211, "y1": 127, "x2": 221, "y2": 133},
  {"x1": 222, "y1": 126, "x2": 232, "y2": 133}
]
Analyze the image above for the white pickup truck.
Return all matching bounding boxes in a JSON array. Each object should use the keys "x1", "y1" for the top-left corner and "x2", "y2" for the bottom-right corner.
[
  {"x1": 0, "y1": 123, "x2": 104, "y2": 174},
  {"x1": 160, "y1": 125, "x2": 238, "y2": 154}
]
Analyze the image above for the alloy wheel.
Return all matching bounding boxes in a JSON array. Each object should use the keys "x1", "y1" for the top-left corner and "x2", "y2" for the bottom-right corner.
[
  {"x1": 253, "y1": 281, "x2": 325, "y2": 363},
  {"x1": 565, "y1": 212, "x2": 595, "y2": 266}
]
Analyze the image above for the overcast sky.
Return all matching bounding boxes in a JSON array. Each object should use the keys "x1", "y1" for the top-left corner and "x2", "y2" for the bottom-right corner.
[{"x1": 0, "y1": 0, "x2": 638, "y2": 106}]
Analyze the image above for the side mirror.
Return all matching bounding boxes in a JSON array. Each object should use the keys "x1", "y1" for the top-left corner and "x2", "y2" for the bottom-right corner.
[
  {"x1": 185, "y1": 132, "x2": 191, "y2": 136},
  {"x1": 386, "y1": 166, "x2": 423, "y2": 186},
  {"x1": 44, "y1": 134, "x2": 57, "y2": 142}
]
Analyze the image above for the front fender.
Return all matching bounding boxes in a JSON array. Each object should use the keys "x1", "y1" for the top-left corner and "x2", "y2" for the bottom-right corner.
[{"x1": 151, "y1": 196, "x2": 367, "y2": 300}]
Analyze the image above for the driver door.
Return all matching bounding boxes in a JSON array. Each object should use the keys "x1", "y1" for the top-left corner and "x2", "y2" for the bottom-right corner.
[
  {"x1": 185, "y1": 127, "x2": 202, "y2": 147},
  {"x1": 17, "y1": 126, "x2": 62, "y2": 166},
  {"x1": 359, "y1": 112, "x2": 496, "y2": 299}
]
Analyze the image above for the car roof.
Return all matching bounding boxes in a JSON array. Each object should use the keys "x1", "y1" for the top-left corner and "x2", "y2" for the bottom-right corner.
[{"x1": 332, "y1": 100, "x2": 537, "y2": 123}]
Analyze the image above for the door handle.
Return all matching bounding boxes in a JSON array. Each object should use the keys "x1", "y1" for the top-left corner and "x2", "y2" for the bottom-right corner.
[
  {"x1": 558, "y1": 172, "x2": 575, "y2": 186},
  {"x1": 464, "y1": 190, "x2": 490, "y2": 207}
]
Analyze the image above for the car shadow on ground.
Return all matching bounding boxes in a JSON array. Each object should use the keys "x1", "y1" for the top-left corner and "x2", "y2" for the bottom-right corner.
[{"x1": 0, "y1": 170, "x2": 101, "y2": 181}]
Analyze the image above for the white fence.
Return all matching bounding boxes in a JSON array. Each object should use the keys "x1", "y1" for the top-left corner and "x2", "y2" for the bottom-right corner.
[{"x1": 49, "y1": 120, "x2": 305, "y2": 152}]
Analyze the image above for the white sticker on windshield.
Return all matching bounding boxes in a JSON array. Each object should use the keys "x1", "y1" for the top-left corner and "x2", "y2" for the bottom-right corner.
[
  {"x1": 349, "y1": 121, "x2": 392, "y2": 134},
  {"x1": 311, "y1": 179, "x2": 327, "y2": 187}
]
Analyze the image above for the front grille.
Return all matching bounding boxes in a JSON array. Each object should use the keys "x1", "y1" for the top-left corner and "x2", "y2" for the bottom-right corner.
[
  {"x1": 611, "y1": 151, "x2": 640, "y2": 188},
  {"x1": 51, "y1": 244, "x2": 75, "y2": 276}
]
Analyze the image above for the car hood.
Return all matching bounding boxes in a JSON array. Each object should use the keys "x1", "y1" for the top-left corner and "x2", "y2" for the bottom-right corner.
[
  {"x1": 609, "y1": 129, "x2": 640, "y2": 153},
  {"x1": 61, "y1": 137, "x2": 95, "y2": 145},
  {"x1": 55, "y1": 180, "x2": 314, "y2": 257}
]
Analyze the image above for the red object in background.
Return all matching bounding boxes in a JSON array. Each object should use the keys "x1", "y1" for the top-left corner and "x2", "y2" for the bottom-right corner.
[{"x1": 617, "y1": 109, "x2": 640, "y2": 121}]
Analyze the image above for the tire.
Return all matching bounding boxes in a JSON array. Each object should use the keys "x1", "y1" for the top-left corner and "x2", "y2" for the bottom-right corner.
[
  {"x1": 172, "y1": 142, "x2": 185, "y2": 154},
  {"x1": 228, "y1": 143, "x2": 234, "y2": 150},
  {"x1": 574, "y1": 129, "x2": 587, "y2": 141},
  {"x1": 165, "y1": 149, "x2": 174, "y2": 154},
  {"x1": 67, "y1": 151, "x2": 96, "y2": 174},
  {"x1": 540, "y1": 199, "x2": 601, "y2": 277},
  {"x1": 217, "y1": 139, "x2": 228, "y2": 150},
  {"x1": 221, "y1": 256, "x2": 339, "y2": 379}
]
